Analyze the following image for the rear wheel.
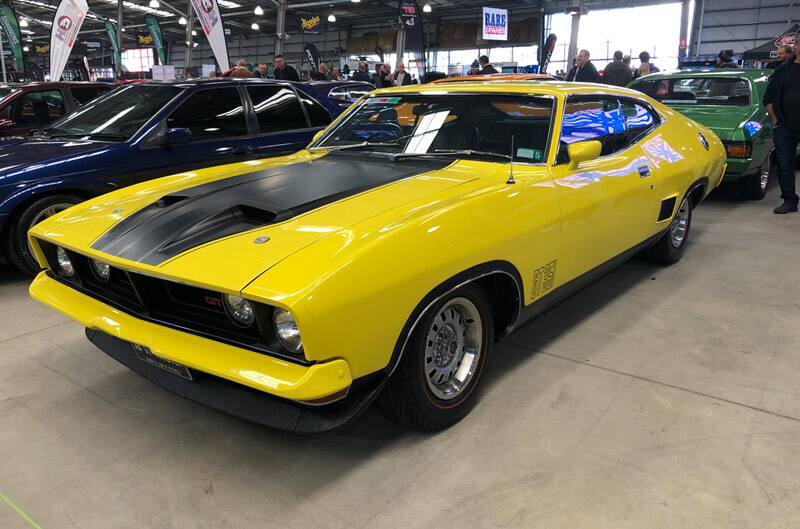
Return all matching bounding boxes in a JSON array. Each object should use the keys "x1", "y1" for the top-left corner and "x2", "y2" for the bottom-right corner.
[
  {"x1": 642, "y1": 195, "x2": 692, "y2": 265},
  {"x1": 378, "y1": 284, "x2": 493, "y2": 430},
  {"x1": 740, "y1": 155, "x2": 772, "y2": 200},
  {"x1": 5, "y1": 194, "x2": 81, "y2": 276}
]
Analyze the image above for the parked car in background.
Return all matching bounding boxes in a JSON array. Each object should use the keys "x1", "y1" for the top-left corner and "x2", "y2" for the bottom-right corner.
[
  {"x1": 629, "y1": 69, "x2": 773, "y2": 199},
  {"x1": 0, "y1": 78, "x2": 345, "y2": 275},
  {"x1": 303, "y1": 80, "x2": 375, "y2": 108},
  {"x1": 28, "y1": 82, "x2": 725, "y2": 432},
  {"x1": 0, "y1": 82, "x2": 113, "y2": 136}
]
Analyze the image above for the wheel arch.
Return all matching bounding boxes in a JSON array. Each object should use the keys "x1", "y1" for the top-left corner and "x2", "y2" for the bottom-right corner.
[{"x1": 384, "y1": 260, "x2": 524, "y2": 379}]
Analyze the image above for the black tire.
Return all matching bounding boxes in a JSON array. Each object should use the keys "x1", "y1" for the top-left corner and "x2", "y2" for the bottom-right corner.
[
  {"x1": 378, "y1": 284, "x2": 494, "y2": 430},
  {"x1": 5, "y1": 194, "x2": 82, "y2": 276},
  {"x1": 642, "y1": 195, "x2": 692, "y2": 265},
  {"x1": 740, "y1": 154, "x2": 772, "y2": 200}
]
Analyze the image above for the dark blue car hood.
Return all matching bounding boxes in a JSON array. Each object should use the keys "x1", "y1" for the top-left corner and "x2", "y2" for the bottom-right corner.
[{"x1": 0, "y1": 136, "x2": 118, "y2": 183}]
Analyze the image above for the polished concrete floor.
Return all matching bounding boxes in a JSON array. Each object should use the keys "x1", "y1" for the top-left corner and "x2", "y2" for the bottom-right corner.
[{"x1": 1, "y1": 184, "x2": 799, "y2": 529}]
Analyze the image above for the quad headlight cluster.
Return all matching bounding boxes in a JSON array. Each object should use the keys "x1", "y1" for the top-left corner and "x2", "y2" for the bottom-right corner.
[
  {"x1": 56, "y1": 247, "x2": 74, "y2": 277},
  {"x1": 224, "y1": 294, "x2": 303, "y2": 353}
]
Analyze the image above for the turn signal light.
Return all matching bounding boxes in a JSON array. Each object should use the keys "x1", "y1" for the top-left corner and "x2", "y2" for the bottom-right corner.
[{"x1": 724, "y1": 142, "x2": 751, "y2": 158}]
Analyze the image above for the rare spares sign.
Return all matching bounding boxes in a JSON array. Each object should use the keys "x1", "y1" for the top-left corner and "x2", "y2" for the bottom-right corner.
[{"x1": 482, "y1": 6, "x2": 508, "y2": 41}]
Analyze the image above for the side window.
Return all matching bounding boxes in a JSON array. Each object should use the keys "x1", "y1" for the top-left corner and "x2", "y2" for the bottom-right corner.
[
  {"x1": 9, "y1": 90, "x2": 66, "y2": 126},
  {"x1": 71, "y1": 87, "x2": 111, "y2": 106},
  {"x1": 300, "y1": 94, "x2": 332, "y2": 127},
  {"x1": 620, "y1": 100, "x2": 659, "y2": 143},
  {"x1": 167, "y1": 88, "x2": 247, "y2": 140},
  {"x1": 559, "y1": 97, "x2": 627, "y2": 161},
  {"x1": 247, "y1": 85, "x2": 307, "y2": 133}
]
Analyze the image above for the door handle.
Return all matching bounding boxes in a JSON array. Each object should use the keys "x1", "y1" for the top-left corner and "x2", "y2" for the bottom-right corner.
[{"x1": 638, "y1": 165, "x2": 651, "y2": 178}]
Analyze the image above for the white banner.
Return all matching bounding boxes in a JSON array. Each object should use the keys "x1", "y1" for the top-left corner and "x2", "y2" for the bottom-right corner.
[
  {"x1": 190, "y1": 0, "x2": 229, "y2": 71},
  {"x1": 49, "y1": 0, "x2": 88, "y2": 81},
  {"x1": 482, "y1": 7, "x2": 508, "y2": 41}
]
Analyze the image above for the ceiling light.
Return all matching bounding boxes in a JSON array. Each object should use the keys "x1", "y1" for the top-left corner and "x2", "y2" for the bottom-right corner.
[
  {"x1": 23, "y1": 45, "x2": 30, "y2": 52},
  {"x1": 191, "y1": 29, "x2": 197, "y2": 35},
  {"x1": 185, "y1": 40, "x2": 191, "y2": 45},
  {"x1": 217, "y1": 0, "x2": 241, "y2": 8},
  {"x1": 178, "y1": 16, "x2": 186, "y2": 24},
  {"x1": 351, "y1": 0, "x2": 360, "y2": 2},
  {"x1": 193, "y1": 42, "x2": 199, "y2": 47},
  {"x1": 422, "y1": 3, "x2": 431, "y2": 12},
  {"x1": 254, "y1": 5, "x2": 263, "y2": 15},
  {"x1": 121, "y1": 27, "x2": 126, "y2": 31},
  {"x1": 20, "y1": 18, "x2": 29, "y2": 27},
  {"x1": 251, "y1": 22, "x2": 259, "y2": 29},
  {"x1": 327, "y1": 13, "x2": 335, "y2": 22},
  {"x1": 149, "y1": 0, "x2": 159, "y2": 7}
]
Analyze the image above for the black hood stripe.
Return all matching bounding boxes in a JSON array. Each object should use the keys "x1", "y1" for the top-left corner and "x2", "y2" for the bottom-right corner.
[{"x1": 92, "y1": 153, "x2": 450, "y2": 265}]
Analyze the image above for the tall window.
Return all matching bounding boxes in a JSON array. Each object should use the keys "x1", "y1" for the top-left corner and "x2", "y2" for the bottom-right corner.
[{"x1": 122, "y1": 48, "x2": 155, "y2": 73}]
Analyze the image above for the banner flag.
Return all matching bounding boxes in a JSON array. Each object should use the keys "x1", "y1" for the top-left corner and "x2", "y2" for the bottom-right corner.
[
  {"x1": 189, "y1": 0, "x2": 229, "y2": 71},
  {"x1": 398, "y1": 0, "x2": 425, "y2": 73},
  {"x1": 144, "y1": 14, "x2": 166, "y2": 65},
  {"x1": 540, "y1": 33, "x2": 557, "y2": 73},
  {"x1": 303, "y1": 42, "x2": 320, "y2": 70},
  {"x1": 49, "y1": 0, "x2": 88, "y2": 81},
  {"x1": 0, "y1": 0, "x2": 24, "y2": 75},
  {"x1": 104, "y1": 19, "x2": 121, "y2": 71}
]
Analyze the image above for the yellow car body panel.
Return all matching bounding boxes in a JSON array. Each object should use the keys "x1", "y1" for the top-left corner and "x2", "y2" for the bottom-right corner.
[{"x1": 28, "y1": 81, "x2": 726, "y2": 410}]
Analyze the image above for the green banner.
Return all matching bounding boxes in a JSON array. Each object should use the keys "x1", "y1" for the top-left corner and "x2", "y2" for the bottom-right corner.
[
  {"x1": 104, "y1": 19, "x2": 121, "y2": 69},
  {"x1": 0, "y1": 0, "x2": 24, "y2": 75},
  {"x1": 144, "y1": 14, "x2": 165, "y2": 65}
]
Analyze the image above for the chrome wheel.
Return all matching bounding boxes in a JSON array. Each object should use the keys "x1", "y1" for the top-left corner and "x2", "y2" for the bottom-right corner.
[
  {"x1": 29, "y1": 203, "x2": 72, "y2": 230},
  {"x1": 669, "y1": 198, "x2": 690, "y2": 248},
  {"x1": 759, "y1": 160, "x2": 770, "y2": 191},
  {"x1": 424, "y1": 297, "x2": 483, "y2": 401}
]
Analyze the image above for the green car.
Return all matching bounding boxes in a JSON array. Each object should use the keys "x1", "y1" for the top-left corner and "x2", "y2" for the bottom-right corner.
[{"x1": 629, "y1": 69, "x2": 773, "y2": 199}]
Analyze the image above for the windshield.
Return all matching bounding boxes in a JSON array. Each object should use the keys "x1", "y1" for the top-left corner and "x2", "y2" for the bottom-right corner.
[
  {"x1": 315, "y1": 94, "x2": 554, "y2": 162},
  {"x1": 42, "y1": 84, "x2": 182, "y2": 141},
  {"x1": 632, "y1": 77, "x2": 751, "y2": 106}
]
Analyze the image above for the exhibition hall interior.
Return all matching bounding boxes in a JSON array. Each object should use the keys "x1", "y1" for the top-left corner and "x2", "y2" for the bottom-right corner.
[{"x1": 1, "y1": 0, "x2": 799, "y2": 527}]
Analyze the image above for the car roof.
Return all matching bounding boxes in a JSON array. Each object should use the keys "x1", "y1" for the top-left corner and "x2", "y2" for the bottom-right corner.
[
  {"x1": 0, "y1": 81, "x2": 112, "y2": 90},
  {"x1": 372, "y1": 80, "x2": 648, "y2": 99},
  {"x1": 431, "y1": 73, "x2": 556, "y2": 83},
  {"x1": 634, "y1": 68, "x2": 772, "y2": 81},
  {"x1": 134, "y1": 78, "x2": 303, "y2": 88}
]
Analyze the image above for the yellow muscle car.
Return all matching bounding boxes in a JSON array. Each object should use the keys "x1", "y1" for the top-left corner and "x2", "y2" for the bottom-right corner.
[{"x1": 28, "y1": 82, "x2": 726, "y2": 432}]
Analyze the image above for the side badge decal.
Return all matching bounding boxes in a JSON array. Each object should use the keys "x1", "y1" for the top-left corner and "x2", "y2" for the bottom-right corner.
[
  {"x1": 698, "y1": 133, "x2": 709, "y2": 151},
  {"x1": 532, "y1": 260, "x2": 557, "y2": 300}
]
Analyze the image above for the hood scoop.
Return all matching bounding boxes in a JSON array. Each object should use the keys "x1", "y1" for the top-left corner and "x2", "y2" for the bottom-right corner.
[{"x1": 91, "y1": 153, "x2": 450, "y2": 266}]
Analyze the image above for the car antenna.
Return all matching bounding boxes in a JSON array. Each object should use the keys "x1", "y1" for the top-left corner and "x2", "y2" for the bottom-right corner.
[{"x1": 506, "y1": 135, "x2": 516, "y2": 185}]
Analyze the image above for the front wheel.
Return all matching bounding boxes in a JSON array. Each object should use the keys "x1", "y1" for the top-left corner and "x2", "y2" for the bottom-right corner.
[
  {"x1": 642, "y1": 195, "x2": 692, "y2": 265},
  {"x1": 740, "y1": 155, "x2": 772, "y2": 200},
  {"x1": 5, "y1": 194, "x2": 82, "y2": 276},
  {"x1": 378, "y1": 284, "x2": 494, "y2": 430}
]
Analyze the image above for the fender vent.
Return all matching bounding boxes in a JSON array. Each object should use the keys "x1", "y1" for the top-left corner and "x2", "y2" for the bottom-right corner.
[{"x1": 658, "y1": 197, "x2": 677, "y2": 222}]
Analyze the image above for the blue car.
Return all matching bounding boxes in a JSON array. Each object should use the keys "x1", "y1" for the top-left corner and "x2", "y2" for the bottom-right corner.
[
  {"x1": 0, "y1": 78, "x2": 345, "y2": 274},
  {"x1": 302, "y1": 80, "x2": 375, "y2": 109}
]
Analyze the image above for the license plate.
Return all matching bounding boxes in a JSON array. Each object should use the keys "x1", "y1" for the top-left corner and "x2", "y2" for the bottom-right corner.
[{"x1": 132, "y1": 343, "x2": 193, "y2": 381}]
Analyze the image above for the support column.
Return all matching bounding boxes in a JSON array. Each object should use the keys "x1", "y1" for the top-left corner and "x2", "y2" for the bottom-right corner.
[
  {"x1": 395, "y1": 26, "x2": 406, "y2": 69},
  {"x1": 678, "y1": 0, "x2": 690, "y2": 63},
  {"x1": 567, "y1": 12, "x2": 580, "y2": 70},
  {"x1": 0, "y1": 33, "x2": 6, "y2": 83},
  {"x1": 115, "y1": 0, "x2": 123, "y2": 79},
  {"x1": 274, "y1": 0, "x2": 286, "y2": 56},
  {"x1": 185, "y1": 3, "x2": 194, "y2": 74}
]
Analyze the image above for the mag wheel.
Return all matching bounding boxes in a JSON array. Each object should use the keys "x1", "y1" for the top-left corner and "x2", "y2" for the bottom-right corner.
[
  {"x1": 378, "y1": 284, "x2": 493, "y2": 430},
  {"x1": 6, "y1": 194, "x2": 81, "y2": 276},
  {"x1": 741, "y1": 155, "x2": 771, "y2": 200}
]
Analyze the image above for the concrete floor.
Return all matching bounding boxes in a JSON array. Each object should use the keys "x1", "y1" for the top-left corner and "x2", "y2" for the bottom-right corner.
[{"x1": 1, "y1": 183, "x2": 799, "y2": 529}]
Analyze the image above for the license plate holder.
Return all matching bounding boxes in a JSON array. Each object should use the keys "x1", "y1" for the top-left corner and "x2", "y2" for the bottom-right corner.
[{"x1": 132, "y1": 343, "x2": 193, "y2": 381}]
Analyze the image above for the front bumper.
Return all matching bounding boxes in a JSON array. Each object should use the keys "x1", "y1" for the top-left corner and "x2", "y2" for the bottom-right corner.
[
  {"x1": 29, "y1": 272, "x2": 353, "y2": 404},
  {"x1": 722, "y1": 157, "x2": 757, "y2": 181}
]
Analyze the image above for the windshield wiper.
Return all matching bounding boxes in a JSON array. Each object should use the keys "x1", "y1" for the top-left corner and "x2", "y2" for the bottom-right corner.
[
  {"x1": 308, "y1": 140, "x2": 400, "y2": 152},
  {"x1": 87, "y1": 133, "x2": 127, "y2": 141},
  {"x1": 393, "y1": 149, "x2": 512, "y2": 161}
]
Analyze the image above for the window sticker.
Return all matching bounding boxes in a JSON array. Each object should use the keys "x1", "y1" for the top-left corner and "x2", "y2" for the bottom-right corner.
[
  {"x1": 366, "y1": 97, "x2": 401, "y2": 105},
  {"x1": 517, "y1": 147, "x2": 544, "y2": 162}
]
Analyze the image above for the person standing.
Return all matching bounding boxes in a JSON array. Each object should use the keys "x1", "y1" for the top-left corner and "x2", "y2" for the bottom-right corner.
[
  {"x1": 228, "y1": 58, "x2": 254, "y2": 78},
  {"x1": 478, "y1": 55, "x2": 499, "y2": 75},
  {"x1": 716, "y1": 49, "x2": 738, "y2": 68},
  {"x1": 311, "y1": 63, "x2": 329, "y2": 81},
  {"x1": 763, "y1": 53, "x2": 800, "y2": 213},
  {"x1": 351, "y1": 62, "x2": 372, "y2": 82},
  {"x1": 254, "y1": 64, "x2": 267, "y2": 78},
  {"x1": 273, "y1": 55, "x2": 300, "y2": 81},
  {"x1": 767, "y1": 45, "x2": 793, "y2": 69},
  {"x1": 603, "y1": 50, "x2": 633, "y2": 86},
  {"x1": 566, "y1": 49, "x2": 601, "y2": 83},
  {"x1": 633, "y1": 51, "x2": 659, "y2": 79},
  {"x1": 330, "y1": 65, "x2": 344, "y2": 80},
  {"x1": 393, "y1": 63, "x2": 412, "y2": 85}
]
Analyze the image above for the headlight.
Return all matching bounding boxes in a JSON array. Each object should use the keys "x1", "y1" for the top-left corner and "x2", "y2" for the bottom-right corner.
[
  {"x1": 273, "y1": 309, "x2": 303, "y2": 353},
  {"x1": 91, "y1": 259, "x2": 111, "y2": 281},
  {"x1": 224, "y1": 294, "x2": 255, "y2": 327},
  {"x1": 56, "y1": 247, "x2": 74, "y2": 277}
]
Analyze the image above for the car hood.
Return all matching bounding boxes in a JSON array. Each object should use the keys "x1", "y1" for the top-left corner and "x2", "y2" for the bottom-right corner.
[
  {"x1": 0, "y1": 136, "x2": 116, "y2": 181},
  {"x1": 32, "y1": 151, "x2": 478, "y2": 292},
  {"x1": 665, "y1": 105, "x2": 756, "y2": 141}
]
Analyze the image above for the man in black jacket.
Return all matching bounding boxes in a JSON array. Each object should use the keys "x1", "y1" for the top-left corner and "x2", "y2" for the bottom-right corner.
[
  {"x1": 603, "y1": 50, "x2": 633, "y2": 86},
  {"x1": 566, "y1": 49, "x2": 601, "y2": 83},
  {"x1": 767, "y1": 45, "x2": 793, "y2": 69},
  {"x1": 763, "y1": 53, "x2": 800, "y2": 213},
  {"x1": 478, "y1": 55, "x2": 499, "y2": 75},
  {"x1": 273, "y1": 55, "x2": 300, "y2": 81}
]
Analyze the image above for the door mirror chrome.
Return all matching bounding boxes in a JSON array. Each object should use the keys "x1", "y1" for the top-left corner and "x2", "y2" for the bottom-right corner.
[
  {"x1": 166, "y1": 127, "x2": 192, "y2": 145},
  {"x1": 567, "y1": 140, "x2": 602, "y2": 170}
]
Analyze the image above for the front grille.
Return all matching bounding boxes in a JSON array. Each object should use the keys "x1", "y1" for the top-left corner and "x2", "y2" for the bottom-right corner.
[{"x1": 37, "y1": 240, "x2": 309, "y2": 365}]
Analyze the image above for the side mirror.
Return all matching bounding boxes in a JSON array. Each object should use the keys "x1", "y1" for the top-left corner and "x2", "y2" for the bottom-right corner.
[
  {"x1": 567, "y1": 140, "x2": 602, "y2": 169},
  {"x1": 166, "y1": 127, "x2": 192, "y2": 145}
]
